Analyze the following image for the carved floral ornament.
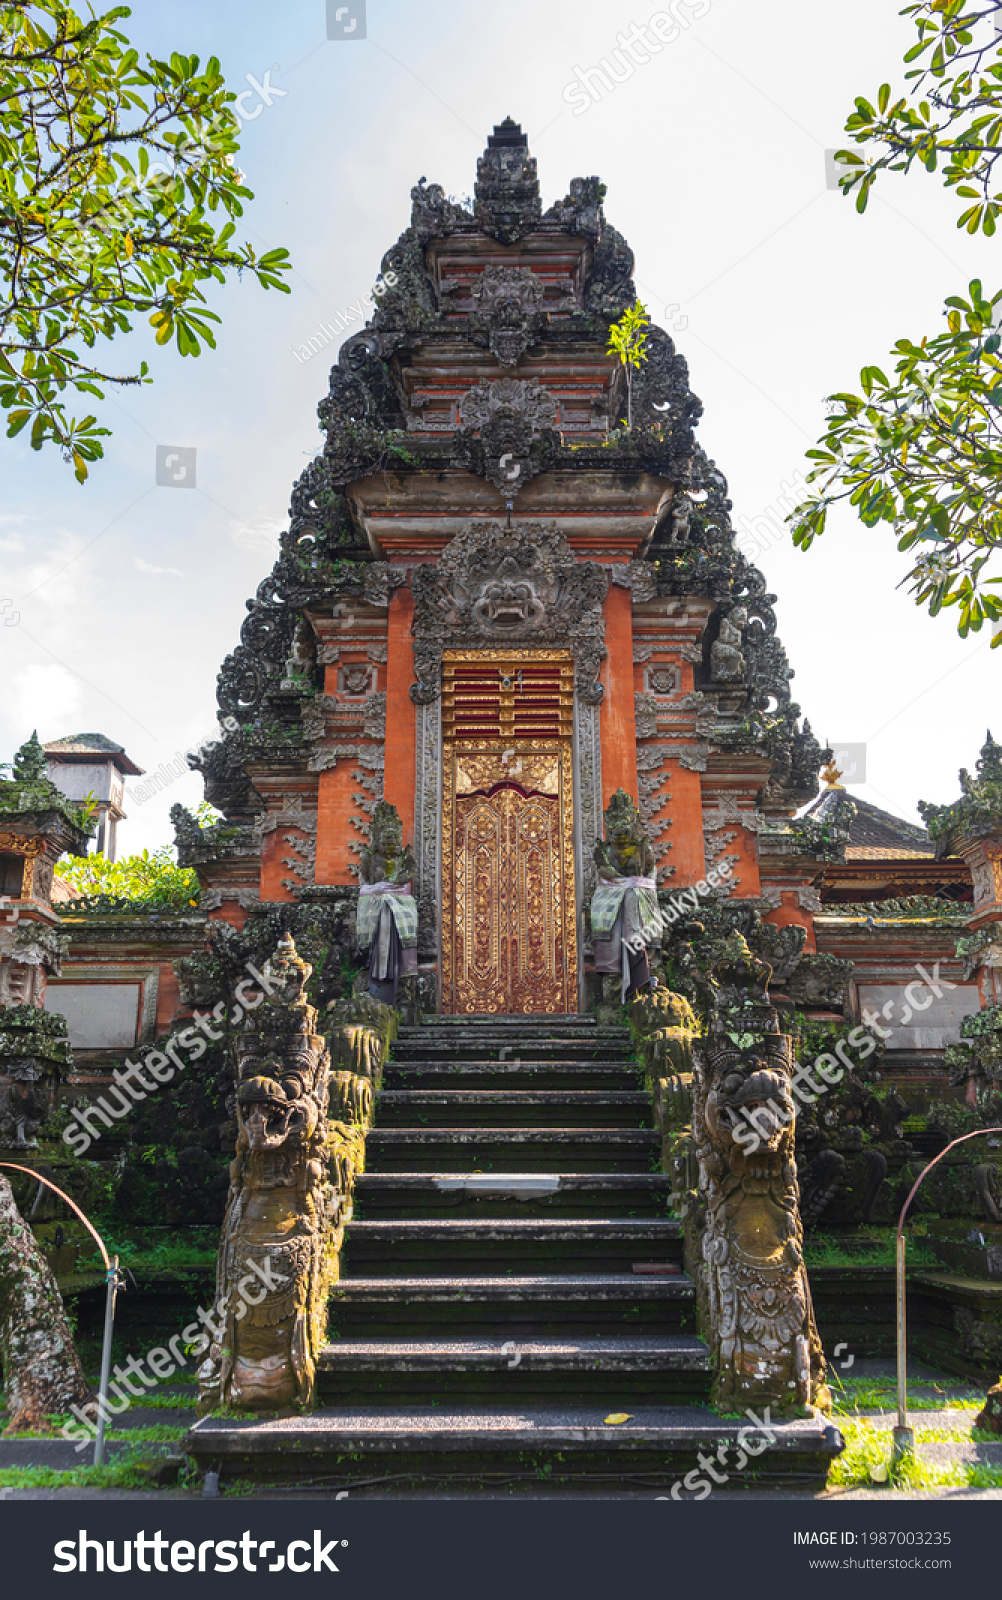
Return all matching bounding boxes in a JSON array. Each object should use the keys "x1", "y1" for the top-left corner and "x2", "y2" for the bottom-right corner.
[
  {"x1": 0, "y1": 832, "x2": 46, "y2": 858},
  {"x1": 409, "y1": 519, "x2": 608, "y2": 706}
]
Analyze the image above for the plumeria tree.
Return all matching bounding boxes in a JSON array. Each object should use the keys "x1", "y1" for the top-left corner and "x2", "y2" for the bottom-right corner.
[
  {"x1": 790, "y1": 2, "x2": 1002, "y2": 647},
  {"x1": 0, "y1": 1, "x2": 291, "y2": 480}
]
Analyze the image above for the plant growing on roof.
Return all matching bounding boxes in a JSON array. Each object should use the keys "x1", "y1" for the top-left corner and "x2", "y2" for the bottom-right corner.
[{"x1": 607, "y1": 300, "x2": 651, "y2": 430}]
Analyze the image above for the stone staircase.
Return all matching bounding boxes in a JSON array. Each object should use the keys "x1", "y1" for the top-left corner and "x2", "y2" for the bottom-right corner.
[{"x1": 187, "y1": 1015, "x2": 843, "y2": 1493}]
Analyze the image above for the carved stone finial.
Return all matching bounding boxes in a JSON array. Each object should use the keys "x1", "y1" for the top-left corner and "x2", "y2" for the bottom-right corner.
[
  {"x1": 473, "y1": 119, "x2": 541, "y2": 245},
  {"x1": 919, "y1": 727, "x2": 1002, "y2": 849},
  {"x1": 9, "y1": 732, "x2": 48, "y2": 784}
]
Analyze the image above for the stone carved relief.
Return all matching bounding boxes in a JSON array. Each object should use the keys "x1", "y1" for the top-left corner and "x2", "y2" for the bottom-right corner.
[
  {"x1": 635, "y1": 690, "x2": 717, "y2": 743},
  {"x1": 646, "y1": 665, "x2": 680, "y2": 696},
  {"x1": 452, "y1": 378, "x2": 559, "y2": 499},
  {"x1": 414, "y1": 700, "x2": 442, "y2": 958},
  {"x1": 362, "y1": 692, "x2": 387, "y2": 742},
  {"x1": 308, "y1": 741, "x2": 362, "y2": 775},
  {"x1": 363, "y1": 563, "x2": 407, "y2": 610},
  {"x1": 636, "y1": 751, "x2": 673, "y2": 885},
  {"x1": 677, "y1": 744, "x2": 710, "y2": 773},
  {"x1": 199, "y1": 935, "x2": 335, "y2": 1413},
  {"x1": 338, "y1": 664, "x2": 376, "y2": 697},
  {"x1": 348, "y1": 759, "x2": 384, "y2": 867},
  {"x1": 710, "y1": 605, "x2": 748, "y2": 682},
  {"x1": 409, "y1": 520, "x2": 608, "y2": 706},
  {"x1": 468, "y1": 266, "x2": 549, "y2": 367},
  {"x1": 609, "y1": 561, "x2": 657, "y2": 603},
  {"x1": 692, "y1": 933, "x2": 830, "y2": 1415},
  {"x1": 576, "y1": 700, "x2": 604, "y2": 914},
  {"x1": 200, "y1": 887, "x2": 261, "y2": 912},
  {"x1": 256, "y1": 798, "x2": 317, "y2": 895}
]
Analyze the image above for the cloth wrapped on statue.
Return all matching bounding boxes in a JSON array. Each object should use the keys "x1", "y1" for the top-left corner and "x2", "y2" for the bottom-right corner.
[
  {"x1": 591, "y1": 875, "x2": 661, "y2": 1003},
  {"x1": 356, "y1": 880, "x2": 418, "y2": 1005}
]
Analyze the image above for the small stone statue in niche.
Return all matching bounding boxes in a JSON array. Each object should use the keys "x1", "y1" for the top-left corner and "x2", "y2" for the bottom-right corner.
[
  {"x1": 710, "y1": 604, "x2": 747, "y2": 682},
  {"x1": 356, "y1": 801, "x2": 418, "y2": 1006},
  {"x1": 591, "y1": 788, "x2": 661, "y2": 1002}
]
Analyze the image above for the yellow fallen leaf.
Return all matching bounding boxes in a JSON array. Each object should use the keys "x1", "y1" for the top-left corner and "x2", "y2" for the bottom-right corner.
[{"x1": 604, "y1": 1413, "x2": 632, "y2": 1426}]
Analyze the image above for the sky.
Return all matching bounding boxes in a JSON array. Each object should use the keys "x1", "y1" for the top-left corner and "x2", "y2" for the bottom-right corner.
[{"x1": 1, "y1": 0, "x2": 996, "y2": 857}]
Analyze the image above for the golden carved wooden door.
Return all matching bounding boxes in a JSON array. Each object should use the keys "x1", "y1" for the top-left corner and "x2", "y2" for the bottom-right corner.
[{"x1": 441, "y1": 653, "x2": 578, "y2": 1015}]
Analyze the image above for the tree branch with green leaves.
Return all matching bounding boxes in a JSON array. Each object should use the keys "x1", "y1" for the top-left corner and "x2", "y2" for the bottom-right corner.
[
  {"x1": 836, "y1": 1, "x2": 1002, "y2": 235},
  {"x1": 790, "y1": 281, "x2": 1002, "y2": 645},
  {"x1": 0, "y1": 0, "x2": 291, "y2": 480},
  {"x1": 791, "y1": 2, "x2": 1002, "y2": 648}
]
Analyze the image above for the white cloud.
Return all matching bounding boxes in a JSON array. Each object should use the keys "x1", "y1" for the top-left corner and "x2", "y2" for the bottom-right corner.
[{"x1": 134, "y1": 557, "x2": 183, "y2": 577}]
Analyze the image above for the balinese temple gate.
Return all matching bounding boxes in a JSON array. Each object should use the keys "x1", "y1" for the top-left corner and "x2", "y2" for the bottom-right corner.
[{"x1": 195, "y1": 118, "x2": 827, "y2": 1014}]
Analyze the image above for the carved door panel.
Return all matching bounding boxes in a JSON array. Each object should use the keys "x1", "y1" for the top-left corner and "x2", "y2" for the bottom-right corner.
[
  {"x1": 441, "y1": 653, "x2": 577, "y2": 1015},
  {"x1": 452, "y1": 785, "x2": 571, "y2": 1015}
]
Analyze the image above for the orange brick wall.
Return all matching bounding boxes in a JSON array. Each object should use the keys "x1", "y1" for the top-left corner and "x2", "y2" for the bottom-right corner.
[
  {"x1": 383, "y1": 585, "x2": 417, "y2": 847},
  {"x1": 762, "y1": 892, "x2": 816, "y2": 953},
  {"x1": 599, "y1": 584, "x2": 638, "y2": 807},
  {"x1": 260, "y1": 827, "x2": 303, "y2": 901},
  {"x1": 155, "y1": 961, "x2": 182, "y2": 1033},
  {"x1": 661, "y1": 761, "x2": 705, "y2": 887},
  {"x1": 315, "y1": 772, "x2": 362, "y2": 886}
]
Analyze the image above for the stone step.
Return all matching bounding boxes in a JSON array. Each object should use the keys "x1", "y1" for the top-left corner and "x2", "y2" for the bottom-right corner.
[
  {"x1": 343, "y1": 1218, "x2": 683, "y2": 1276},
  {"x1": 329, "y1": 1273, "x2": 695, "y2": 1335},
  {"x1": 352, "y1": 1171, "x2": 675, "y2": 1219},
  {"x1": 364, "y1": 1128, "x2": 660, "y2": 1174},
  {"x1": 382, "y1": 1062, "x2": 640, "y2": 1088},
  {"x1": 397, "y1": 1017, "x2": 615, "y2": 1030},
  {"x1": 374, "y1": 1090, "x2": 652, "y2": 1129},
  {"x1": 185, "y1": 1407, "x2": 844, "y2": 1493},
  {"x1": 392, "y1": 1044, "x2": 637, "y2": 1064},
  {"x1": 392, "y1": 1033, "x2": 634, "y2": 1063},
  {"x1": 383, "y1": 1060, "x2": 644, "y2": 1091},
  {"x1": 315, "y1": 1334, "x2": 710, "y2": 1404}
]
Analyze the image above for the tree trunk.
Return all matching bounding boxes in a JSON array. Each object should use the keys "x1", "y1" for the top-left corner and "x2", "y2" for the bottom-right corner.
[{"x1": 0, "y1": 1173, "x2": 90, "y2": 1432}]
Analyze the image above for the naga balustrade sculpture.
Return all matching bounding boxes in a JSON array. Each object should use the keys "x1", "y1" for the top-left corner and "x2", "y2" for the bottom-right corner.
[
  {"x1": 200, "y1": 933, "x2": 334, "y2": 1413},
  {"x1": 691, "y1": 931, "x2": 829, "y2": 1415},
  {"x1": 200, "y1": 934, "x2": 396, "y2": 1415}
]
